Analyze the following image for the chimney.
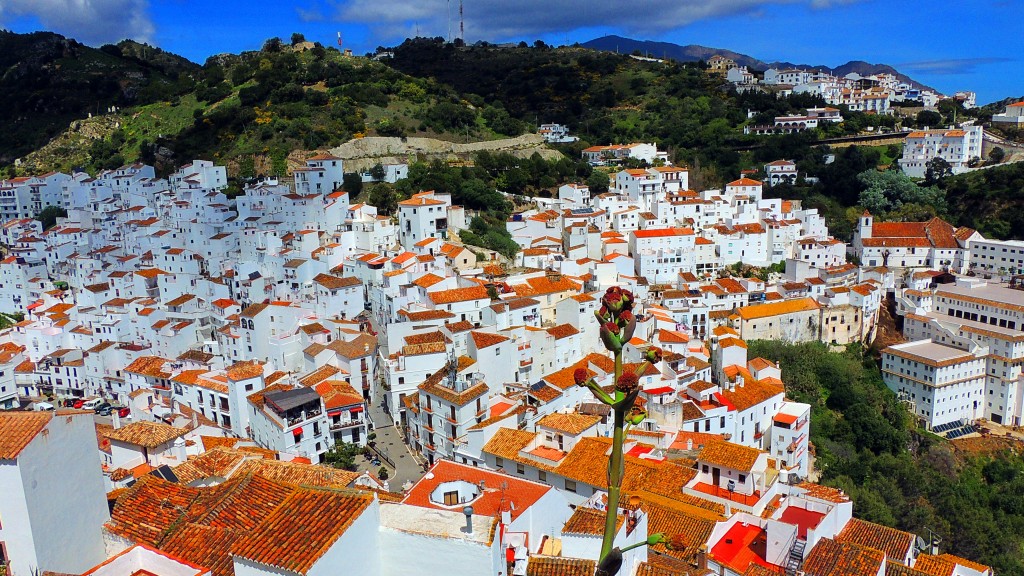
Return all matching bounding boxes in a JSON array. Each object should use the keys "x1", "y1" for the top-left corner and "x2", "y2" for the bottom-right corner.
[
  {"x1": 462, "y1": 506, "x2": 475, "y2": 533},
  {"x1": 112, "y1": 409, "x2": 122, "y2": 429},
  {"x1": 686, "y1": 438, "x2": 693, "y2": 451},
  {"x1": 173, "y1": 436, "x2": 187, "y2": 462}
]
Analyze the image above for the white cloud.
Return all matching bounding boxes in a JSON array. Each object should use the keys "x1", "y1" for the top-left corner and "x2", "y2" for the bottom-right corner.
[
  {"x1": 0, "y1": 0, "x2": 155, "y2": 45},
  {"x1": 332, "y1": 0, "x2": 852, "y2": 42}
]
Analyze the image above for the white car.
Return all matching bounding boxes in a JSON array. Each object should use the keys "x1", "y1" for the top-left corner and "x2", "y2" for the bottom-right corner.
[{"x1": 35, "y1": 402, "x2": 55, "y2": 411}]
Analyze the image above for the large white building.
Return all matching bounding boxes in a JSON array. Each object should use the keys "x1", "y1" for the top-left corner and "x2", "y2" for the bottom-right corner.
[
  {"x1": 899, "y1": 125, "x2": 984, "y2": 178},
  {"x1": 991, "y1": 101, "x2": 1024, "y2": 127},
  {"x1": 882, "y1": 339, "x2": 986, "y2": 430}
]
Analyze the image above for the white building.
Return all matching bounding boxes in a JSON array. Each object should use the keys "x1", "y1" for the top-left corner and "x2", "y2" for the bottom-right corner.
[
  {"x1": 899, "y1": 125, "x2": 984, "y2": 178},
  {"x1": 991, "y1": 101, "x2": 1024, "y2": 127},
  {"x1": 882, "y1": 339, "x2": 986, "y2": 430},
  {"x1": 0, "y1": 412, "x2": 108, "y2": 576}
]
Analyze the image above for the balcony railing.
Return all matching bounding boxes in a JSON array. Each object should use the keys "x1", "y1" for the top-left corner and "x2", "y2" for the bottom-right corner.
[{"x1": 330, "y1": 418, "x2": 365, "y2": 431}]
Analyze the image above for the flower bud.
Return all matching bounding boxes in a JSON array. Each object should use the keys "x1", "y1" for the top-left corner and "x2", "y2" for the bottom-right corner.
[
  {"x1": 664, "y1": 534, "x2": 688, "y2": 551},
  {"x1": 573, "y1": 368, "x2": 589, "y2": 386},
  {"x1": 615, "y1": 371, "x2": 639, "y2": 394},
  {"x1": 644, "y1": 346, "x2": 663, "y2": 364}
]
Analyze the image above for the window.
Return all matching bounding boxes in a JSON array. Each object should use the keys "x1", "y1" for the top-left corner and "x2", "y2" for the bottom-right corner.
[
  {"x1": 517, "y1": 463, "x2": 525, "y2": 475},
  {"x1": 444, "y1": 490, "x2": 459, "y2": 506},
  {"x1": 538, "y1": 470, "x2": 547, "y2": 482},
  {"x1": 564, "y1": 479, "x2": 577, "y2": 493},
  {"x1": 495, "y1": 457, "x2": 504, "y2": 468}
]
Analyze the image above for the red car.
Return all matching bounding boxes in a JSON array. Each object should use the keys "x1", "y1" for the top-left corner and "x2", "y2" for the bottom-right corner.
[
  {"x1": 117, "y1": 407, "x2": 130, "y2": 418},
  {"x1": 73, "y1": 399, "x2": 85, "y2": 409}
]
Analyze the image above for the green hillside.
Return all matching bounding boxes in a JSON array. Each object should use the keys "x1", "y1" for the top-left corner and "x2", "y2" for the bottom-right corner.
[{"x1": 0, "y1": 31, "x2": 199, "y2": 164}]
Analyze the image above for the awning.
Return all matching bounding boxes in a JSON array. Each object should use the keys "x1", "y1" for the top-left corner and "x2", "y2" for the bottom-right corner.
[
  {"x1": 350, "y1": 406, "x2": 363, "y2": 414},
  {"x1": 292, "y1": 426, "x2": 303, "y2": 437},
  {"x1": 327, "y1": 408, "x2": 343, "y2": 417},
  {"x1": 26, "y1": 300, "x2": 43, "y2": 310}
]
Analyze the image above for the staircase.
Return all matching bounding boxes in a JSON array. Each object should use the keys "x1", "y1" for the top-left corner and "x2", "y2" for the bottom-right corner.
[{"x1": 785, "y1": 538, "x2": 806, "y2": 576}]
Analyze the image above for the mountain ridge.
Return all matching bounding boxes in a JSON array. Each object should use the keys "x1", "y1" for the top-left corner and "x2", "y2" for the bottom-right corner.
[{"x1": 581, "y1": 35, "x2": 935, "y2": 92}]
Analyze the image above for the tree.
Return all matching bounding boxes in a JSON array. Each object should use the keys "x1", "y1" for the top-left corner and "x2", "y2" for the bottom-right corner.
[
  {"x1": 290, "y1": 32, "x2": 306, "y2": 46},
  {"x1": 369, "y1": 163, "x2": 386, "y2": 181},
  {"x1": 262, "y1": 37, "x2": 283, "y2": 52},
  {"x1": 989, "y1": 147, "x2": 1006, "y2": 164},
  {"x1": 915, "y1": 110, "x2": 942, "y2": 128},
  {"x1": 367, "y1": 183, "x2": 399, "y2": 214},
  {"x1": 586, "y1": 170, "x2": 610, "y2": 194},
  {"x1": 857, "y1": 169, "x2": 946, "y2": 217},
  {"x1": 343, "y1": 172, "x2": 363, "y2": 196},
  {"x1": 322, "y1": 442, "x2": 363, "y2": 470},
  {"x1": 924, "y1": 157, "x2": 953, "y2": 185},
  {"x1": 35, "y1": 206, "x2": 67, "y2": 230}
]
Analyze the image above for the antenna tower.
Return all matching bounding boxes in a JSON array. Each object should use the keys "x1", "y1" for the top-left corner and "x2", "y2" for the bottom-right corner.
[
  {"x1": 336, "y1": 31, "x2": 342, "y2": 48},
  {"x1": 447, "y1": 0, "x2": 452, "y2": 43},
  {"x1": 460, "y1": 0, "x2": 464, "y2": 42}
]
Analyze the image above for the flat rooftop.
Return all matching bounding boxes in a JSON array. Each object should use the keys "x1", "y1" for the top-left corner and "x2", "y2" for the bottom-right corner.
[
  {"x1": 379, "y1": 502, "x2": 495, "y2": 545},
  {"x1": 936, "y1": 280, "x2": 1024, "y2": 310},
  {"x1": 886, "y1": 340, "x2": 977, "y2": 365}
]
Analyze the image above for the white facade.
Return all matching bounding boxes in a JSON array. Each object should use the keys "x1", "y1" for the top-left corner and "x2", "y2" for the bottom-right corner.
[{"x1": 899, "y1": 126, "x2": 984, "y2": 178}]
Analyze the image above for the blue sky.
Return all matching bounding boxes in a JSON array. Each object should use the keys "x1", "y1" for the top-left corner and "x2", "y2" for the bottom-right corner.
[{"x1": 2, "y1": 0, "x2": 1020, "y2": 104}]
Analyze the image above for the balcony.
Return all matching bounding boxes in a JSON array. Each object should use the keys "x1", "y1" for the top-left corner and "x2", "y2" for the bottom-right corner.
[{"x1": 330, "y1": 418, "x2": 366, "y2": 431}]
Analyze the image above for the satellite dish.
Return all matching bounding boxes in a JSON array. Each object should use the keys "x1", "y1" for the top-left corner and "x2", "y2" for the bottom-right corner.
[{"x1": 727, "y1": 479, "x2": 736, "y2": 492}]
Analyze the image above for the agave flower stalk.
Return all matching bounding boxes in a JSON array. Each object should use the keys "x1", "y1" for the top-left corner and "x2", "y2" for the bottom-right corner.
[{"x1": 575, "y1": 287, "x2": 666, "y2": 575}]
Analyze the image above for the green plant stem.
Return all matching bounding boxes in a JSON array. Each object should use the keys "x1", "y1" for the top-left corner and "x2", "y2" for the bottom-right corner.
[{"x1": 600, "y1": 351, "x2": 626, "y2": 561}]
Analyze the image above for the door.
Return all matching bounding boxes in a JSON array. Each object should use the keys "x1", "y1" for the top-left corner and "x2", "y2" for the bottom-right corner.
[{"x1": 712, "y1": 467, "x2": 721, "y2": 489}]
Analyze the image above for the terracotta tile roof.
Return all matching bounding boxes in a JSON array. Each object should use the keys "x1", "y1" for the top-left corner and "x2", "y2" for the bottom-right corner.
[
  {"x1": 230, "y1": 488, "x2": 373, "y2": 573},
  {"x1": 298, "y1": 364, "x2": 342, "y2": 387},
  {"x1": 563, "y1": 506, "x2": 623, "y2": 535},
  {"x1": 428, "y1": 285, "x2": 490, "y2": 304},
  {"x1": 885, "y1": 563, "x2": 930, "y2": 576},
  {"x1": 200, "y1": 436, "x2": 239, "y2": 451},
  {"x1": 718, "y1": 378, "x2": 783, "y2": 412},
  {"x1": 802, "y1": 538, "x2": 885, "y2": 576},
  {"x1": 123, "y1": 355, "x2": 172, "y2": 378},
  {"x1": 412, "y1": 273, "x2": 445, "y2": 288},
  {"x1": 796, "y1": 482, "x2": 850, "y2": 503},
  {"x1": 736, "y1": 297, "x2": 819, "y2": 320},
  {"x1": 313, "y1": 273, "x2": 361, "y2": 290},
  {"x1": 911, "y1": 555, "x2": 956, "y2": 576},
  {"x1": 511, "y1": 275, "x2": 582, "y2": 297},
  {"x1": 161, "y1": 524, "x2": 238, "y2": 576},
  {"x1": 636, "y1": 555, "x2": 712, "y2": 576},
  {"x1": 835, "y1": 518, "x2": 914, "y2": 562},
  {"x1": 106, "y1": 421, "x2": 188, "y2": 449},
  {"x1": 471, "y1": 330, "x2": 510, "y2": 349},
  {"x1": 547, "y1": 324, "x2": 580, "y2": 339},
  {"x1": 232, "y1": 458, "x2": 361, "y2": 488},
  {"x1": 697, "y1": 441, "x2": 761, "y2": 472},
  {"x1": 526, "y1": 555, "x2": 597, "y2": 576},
  {"x1": 0, "y1": 412, "x2": 51, "y2": 459},
  {"x1": 934, "y1": 554, "x2": 990, "y2": 574},
  {"x1": 395, "y1": 307, "x2": 456, "y2": 319},
  {"x1": 641, "y1": 498, "x2": 720, "y2": 562},
  {"x1": 226, "y1": 360, "x2": 263, "y2": 381},
  {"x1": 537, "y1": 413, "x2": 600, "y2": 435},
  {"x1": 468, "y1": 406, "x2": 526, "y2": 430},
  {"x1": 483, "y1": 428, "x2": 551, "y2": 468},
  {"x1": 313, "y1": 380, "x2": 364, "y2": 410},
  {"x1": 173, "y1": 447, "x2": 248, "y2": 484}
]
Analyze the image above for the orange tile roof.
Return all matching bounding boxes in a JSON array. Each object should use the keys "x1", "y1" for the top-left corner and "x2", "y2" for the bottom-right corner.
[
  {"x1": 736, "y1": 297, "x2": 819, "y2": 320},
  {"x1": 547, "y1": 324, "x2": 580, "y2": 340},
  {"x1": 719, "y1": 377, "x2": 783, "y2": 412},
  {"x1": 471, "y1": 331, "x2": 509, "y2": 349},
  {"x1": 123, "y1": 356, "x2": 172, "y2": 378},
  {"x1": 232, "y1": 458, "x2": 361, "y2": 489},
  {"x1": 728, "y1": 177, "x2": 762, "y2": 187},
  {"x1": 0, "y1": 412, "x2": 51, "y2": 459},
  {"x1": 312, "y1": 273, "x2": 361, "y2": 290},
  {"x1": 562, "y1": 506, "x2": 623, "y2": 535},
  {"x1": 428, "y1": 285, "x2": 490, "y2": 305},
  {"x1": 802, "y1": 538, "x2": 885, "y2": 576},
  {"x1": 230, "y1": 488, "x2": 373, "y2": 573},
  {"x1": 106, "y1": 421, "x2": 188, "y2": 449},
  {"x1": 697, "y1": 440, "x2": 761, "y2": 472},
  {"x1": 912, "y1": 554, "x2": 956, "y2": 576},
  {"x1": 836, "y1": 518, "x2": 914, "y2": 562},
  {"x1": 526, "y1": 556, "x2": 597, "y2": 576},
  {"x1": 226, "y1": 360, "x2": 263, "y2": 381},
  {"x1": 934, "y1": 554, "x2": 990, "y2": 575},
  {"x1": 537, "y1": 413, "x2": 600, "y2": 435}
]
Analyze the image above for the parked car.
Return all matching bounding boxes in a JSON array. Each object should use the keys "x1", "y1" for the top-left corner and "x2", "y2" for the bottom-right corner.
[
  {"x1": 97, "y1": 405, "x2": 113, "y2": 416},
  {"x1": 73, "y1": 399, "x2": 85, "y2": 409},
  {"x1": 81, "y1": 398, "x2": 103, "y2": 410},
  {"x1": 117, "y1": 407, "x2": 131, "y2": 418},
  {"x1": 35, "y1": 402, "x2": 55, "y2": 411}
]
